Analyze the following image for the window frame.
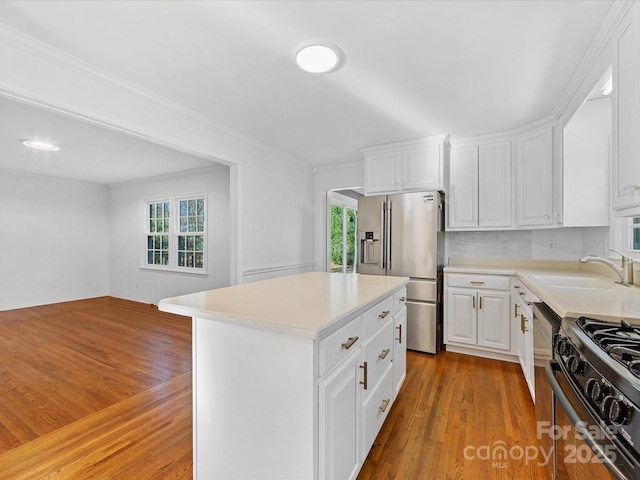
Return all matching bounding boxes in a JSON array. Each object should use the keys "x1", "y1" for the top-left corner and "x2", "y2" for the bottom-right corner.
[
  {"x1": 141, "y1": 191, "x2": 208, "y2": 276},
  {"x1": 629, "y1": 217, "x2": 640, "y2": 254}
]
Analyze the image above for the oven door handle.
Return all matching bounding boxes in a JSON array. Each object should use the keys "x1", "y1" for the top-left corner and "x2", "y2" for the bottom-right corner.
[{"x1": 546, "y1": 360, "x2": 631, "y2": 480}]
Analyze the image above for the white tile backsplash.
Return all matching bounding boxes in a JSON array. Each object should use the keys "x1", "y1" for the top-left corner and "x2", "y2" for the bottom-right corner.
[
  {"x1": 448, "y1": 230, "x2": 532, "y2": 259},
  {"x1": 447, "y1": 227, "x2": 609, "y2": 261}
]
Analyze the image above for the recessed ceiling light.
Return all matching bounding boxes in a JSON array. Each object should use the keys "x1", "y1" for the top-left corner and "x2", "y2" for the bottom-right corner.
[
  {"x1": 295, "y1": 40, "x2": 341, "y2": 73},
  {"x1": 22, "y1": 140, "x2": 60, "y2": 151}
]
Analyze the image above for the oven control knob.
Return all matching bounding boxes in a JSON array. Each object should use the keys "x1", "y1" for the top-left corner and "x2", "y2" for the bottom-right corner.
[
  {"x1": 600, "y1": 396, "x2": 629, "y2": 424},
  {"x1": 555, "y1": 338, "x2": 570, "y2": 357},
  {"x1": 585, "y1": 378, "x2": 604, "y2": 402},
  {"x1": 568, "y1": 356, "x2": 585, "y2": 376}
]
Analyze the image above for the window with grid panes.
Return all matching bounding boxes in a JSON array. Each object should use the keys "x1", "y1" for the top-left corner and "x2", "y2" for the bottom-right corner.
[
  {"x1": 177, "y1": 198, "x2": 205, "y2": 269},
  {"x1": 143, "y1": 194, "x2": 206, "y2": 273},
  {"x1": 147, "y1": 201, "x2": 170, "y2": 266}
]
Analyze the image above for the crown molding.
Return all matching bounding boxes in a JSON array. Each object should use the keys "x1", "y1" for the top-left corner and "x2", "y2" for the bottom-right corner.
[
  {"x1": 551, "y1": 0, "x2": 634, "y2": 119},
  {"x1": 0, "y1": 22, "x2": 309, "y2": 169}
]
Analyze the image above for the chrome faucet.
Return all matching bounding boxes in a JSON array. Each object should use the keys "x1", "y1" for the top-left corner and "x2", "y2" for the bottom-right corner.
[{"x1": 579, "y1": 249, "x2": 634, "y2": 286}]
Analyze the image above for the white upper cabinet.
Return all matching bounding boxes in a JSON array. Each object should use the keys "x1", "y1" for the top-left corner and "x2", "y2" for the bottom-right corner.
[
  {"x1": 516, "y1": 125, "x2": 554, "y2": 226},
  {"x1": 362, "y1": 135, "x2": 449, "y2": 195},
  {"x1": 448, "y1": 140, "x2": 512, "y2": 230},
  {"x1": 613, "y1": 2, "x2": 640, "y2": 214}
]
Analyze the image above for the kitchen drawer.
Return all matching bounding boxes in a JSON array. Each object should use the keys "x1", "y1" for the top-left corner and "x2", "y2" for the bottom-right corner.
[
  {"x1": 362, "y1": 363, "x2": 394, "y2": 456},
  {"x1": 513, "y1": 279, "x2": 539, "y2": 307},
  {"x1": 362, "y1": 295, "x2": 395, "y2": 338},
  {"x1": 393, "y1": 287, "x2": 407, "y2": 313},
  {"x1": 447, "y1": 273, "x2": 510, "y2": 291},
  {"x1": 361, "y1": 318, "x2": 394, "y2": 397},
  {"x1": 319, "y1": 316, "x2": 363, "y2": 376}
]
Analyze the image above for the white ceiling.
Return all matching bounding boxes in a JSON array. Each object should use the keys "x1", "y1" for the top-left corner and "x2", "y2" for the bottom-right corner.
[
  {"x1": 0, "y1": 0, "x2": 615, "y2": 180},
  {"x1": 0, "y1": 96, "x2": 220, "y2": 185}
]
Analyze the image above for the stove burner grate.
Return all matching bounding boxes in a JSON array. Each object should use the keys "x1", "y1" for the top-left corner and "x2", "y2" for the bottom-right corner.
[{"x1": 577, "y1": 317, "x2": 640, "y2": 376}]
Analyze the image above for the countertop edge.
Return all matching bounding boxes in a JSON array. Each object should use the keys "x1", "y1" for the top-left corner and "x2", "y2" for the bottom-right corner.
[{"x1": 158, "y1": 273, "x2": 410, "y2": 340}]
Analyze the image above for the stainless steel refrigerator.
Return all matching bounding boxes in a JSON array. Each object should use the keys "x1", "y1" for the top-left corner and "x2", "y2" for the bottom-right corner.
[{"x1": 357, "y1": 191, "x2": 444, "y2": 354}]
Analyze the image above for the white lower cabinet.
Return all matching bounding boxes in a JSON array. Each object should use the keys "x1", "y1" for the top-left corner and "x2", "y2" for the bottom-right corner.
[
  {"x1": 393, "y1": 306, "x2": 407, "y2": 397},
  {"x1": 362, "y1": 364, "x2": 394, "y2": 456},
  {"x1": 444, "y1": 273, "x2": 512, "y2": 357},
  {"x1": 319, "y1": 354, "x2": 361, "y2": 480},
  {"x1": 319, "y1": 288, "x2": 406, "y2": 480},
  {"x1": 512, "y1": 280, "x2": 537, "y2": 402}
]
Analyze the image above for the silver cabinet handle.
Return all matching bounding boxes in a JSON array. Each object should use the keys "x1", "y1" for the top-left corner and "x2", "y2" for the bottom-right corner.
[
  {"x1": 379, "y1": 310, "x2": 390, "y2": 319},
  {"x1": 379, "y1": 348, "x2": 390, "y2": 360},
  {"x1": 379, "y1": 398, "x2": 391, "y2": 413},
  {"x1": 470, "y1": 281, "x2": 485, "y2": 285},
  {"x1": 341, "y1": 336, "x2": 358, "y2": 350},
  {"x1": 399, "y1": 297, "x2": 406, "y2": 302},
  {"x1": 396, "y1": 324, "x2": 402, "y2": 344}
]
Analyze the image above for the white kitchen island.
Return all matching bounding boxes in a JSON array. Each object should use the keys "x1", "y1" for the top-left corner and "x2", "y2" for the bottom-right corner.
[{"x1": 158, "y1": 272, "x2": 409, "y2": 480}]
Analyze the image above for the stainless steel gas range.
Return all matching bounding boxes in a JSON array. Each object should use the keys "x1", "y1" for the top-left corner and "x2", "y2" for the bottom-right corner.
[{"x1": 548, "y1": 313, "x2": 640, "y2": 479}]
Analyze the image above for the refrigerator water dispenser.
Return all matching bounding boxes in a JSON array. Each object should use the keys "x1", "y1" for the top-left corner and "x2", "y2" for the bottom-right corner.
[{"x1": 360, "y1": 231, "x2": 380, "y2": 265}]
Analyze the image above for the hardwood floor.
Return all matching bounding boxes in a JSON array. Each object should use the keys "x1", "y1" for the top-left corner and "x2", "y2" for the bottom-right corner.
[
  {"x1": 0, "y1": 297, "x2": 192, "y2": 479},
  {"x1": 0, "y1": 297, "x2": 547, "y2": 479},
  {"x1": 358, "y1": 350, "x2": 550, "y2": 480}
]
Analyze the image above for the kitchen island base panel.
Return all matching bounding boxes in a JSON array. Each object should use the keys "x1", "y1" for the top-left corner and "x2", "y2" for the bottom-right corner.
[{"x1": 193, "y1": 317, "x2": 315, "y2": 480}]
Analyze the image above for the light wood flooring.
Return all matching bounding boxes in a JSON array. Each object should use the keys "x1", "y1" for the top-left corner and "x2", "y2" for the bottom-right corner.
[{"x1": 0, "y1": 297, "x2": 547, "y2": 479}]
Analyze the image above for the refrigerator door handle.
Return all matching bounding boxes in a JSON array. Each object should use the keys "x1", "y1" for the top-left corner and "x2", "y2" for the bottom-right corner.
[
  {"x1": 379, "y1": 201, "x2": 385, "y2": 269},
  {"x1": 387, "y1": 200, "x2": 392, "y2": 270}
]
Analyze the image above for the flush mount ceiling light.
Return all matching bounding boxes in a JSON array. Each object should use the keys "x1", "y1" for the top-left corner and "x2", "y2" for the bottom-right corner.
[
  {"x1": 22, "y1": 140, "x2": 60, "y2": 151},
  {"x1": 294, "y1": 40, "x2": 341, "y2": 73}
]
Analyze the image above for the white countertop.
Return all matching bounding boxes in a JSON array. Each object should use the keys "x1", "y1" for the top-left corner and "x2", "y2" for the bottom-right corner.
[
  {"x1": 444, "y1": 260, "x2": 640, "y2": 323},
  {"x1": 158, "y1": 272, "x2": 409, "y2": 339}
]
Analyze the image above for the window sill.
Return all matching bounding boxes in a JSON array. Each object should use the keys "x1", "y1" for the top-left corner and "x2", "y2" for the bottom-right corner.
[{"x1": 139, "y1": 265, "x2": 209, "y2": 277}]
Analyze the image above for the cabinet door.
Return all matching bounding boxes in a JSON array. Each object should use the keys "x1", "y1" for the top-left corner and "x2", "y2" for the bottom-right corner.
[
  {"x1": 445, "y1": 288, "x2": 477, "y2": 345},
  {"x1": 393, "y1": 307, "x2": 407, "y2": 398},
  {"x1": 477, "y1": 291, "x2": 511, "y2": 351},
  {"x1": 613, "y1": 3, "x2": 640, "y2": 210},
  {"x1": 479, "y1": 141, "x2": 512, "y2": 227},
  {"x1": 516, "y1": 126, "x2": 554, "y2": 226},
  {"x1": 523, "y1": 315, "x2": 535, "y2": 401},
  {"x1": 448, "y1": 145, "x2": 479, "y2": 228},
  {"x1": 319, "y1": 354, "x2": 361, "y2": 480},
  {"x1": 365, "y1": 151, "x2": 401, "y2": 195},
  {"x1": 401, "y1": 143, "x2": 442, "y2": 191}
]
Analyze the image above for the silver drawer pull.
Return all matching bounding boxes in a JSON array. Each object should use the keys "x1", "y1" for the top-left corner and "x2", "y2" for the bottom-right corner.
[
  {"x1": 396, "y1": 324, "x2": 402, "y2": 344},
  {"x1": 470, "y1": 281, "x2": 485, "y2": 285},
  {"x1": 379, "y1": 310, "x2": 390, "y2": 319},
  {"x1": 519, "y1": 292, "x2": 525, "y2": 296},
  {"x1": 341, "y1": 336, "x2": 359, "y2": 350},
  {"x1": 399, "y1": 297, "x2": 407, "y2": 302},
  {"x1": 379, "y1": 398, "x2": 391, "y2": 413},
  {"x1": 378, "y1": 348, "x2": 390, "y2": 360}
]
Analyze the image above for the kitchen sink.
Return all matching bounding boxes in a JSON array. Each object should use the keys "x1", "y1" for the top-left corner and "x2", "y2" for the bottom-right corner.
[{"x1": 531, "y1": 274, "x2": 618, "y2": 290}]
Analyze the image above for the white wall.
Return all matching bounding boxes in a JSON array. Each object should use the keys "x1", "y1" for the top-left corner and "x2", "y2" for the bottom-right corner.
[
  {"x1": 108, "y1": 167, "x2": 231, "y2": 304},
  {"x1": 240, "y1": 153, "x2": 316, "y2": 283},
  {"x1": 0, "y1": 24, "x2": 316, "y2": 289},
  {"x1": 314, "y1": 162, "x2": 365, "y2": 272},
  {"x1": 0, "y1": 170, "x2": 109, "y2": 310},
  {"x1": 563, "y1": 96, "x2": 611, "y2": 226}
]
